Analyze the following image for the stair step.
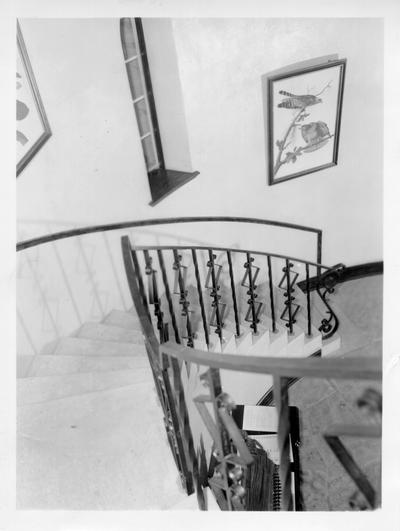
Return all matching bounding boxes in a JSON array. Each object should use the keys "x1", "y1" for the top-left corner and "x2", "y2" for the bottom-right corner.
[
  {"x1": 285, "y1": 324, "x2": 305, "y2": 357},
  {"x1": 52, "y1": 337, "x2": 146, "y2": 357},
  {"x1": 75, "y1": 322, "x2": 143, "y2": 344},
  {"x1": 18, "y1": 354, "x2": 150, "y2": 378},
  {"x1": 17, "y1": 382, "x2": 188, "y2": 510},
  {"x1": 17, "y1": 368, "x2": 153, "y2": 405},
  {"x1": 321, "y1": 335, "x2": 342, "y2": 357},
  {"x1": 235, "y1": 330, "x2": 253, "y2": 354},
  {"x1": 102, "y1": 309, "x2": 141, "y2": 330}
]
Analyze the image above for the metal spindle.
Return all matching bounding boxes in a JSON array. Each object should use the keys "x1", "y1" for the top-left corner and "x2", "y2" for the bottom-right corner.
[
  {"x1": 207, "y1": 249, "x2": 223, "y2": 342},
  {"x1": 267, "y1": 255, "x2": 277, "y2": 333},
  {"x1": 285, "y1": 259, "x2": 294, "y2": 335},
  {"x1": 131, "y1": 249, "x2": 152, "y2": 322},
  {"x1": 273, "y1": 376, "x2": 293, "y2": 511},
  {"x1": 160, "y1": 361, "x2": 195, "y2": 495},
  {"x1": 305, "y1": 263, "x2": 312, "y2": 337},
  {"x1": 143, "y1": 250, "x2": 154, "y2": 304},
  {"x1": 168, "y1": 354, "x2": 206, "y2": 508},
  {"x1": 191, "y1": 249, "x2": 210, "y2": 348},
  {"x1": 157, "y1": 249, "x2": 181, "y2": 344},
  {"x1": 206, "y1": 367, "x2": 233, "y2": 510},
  {"x1": 246, "y1": 252, "x2": 258, "y2": 335},
  {"x1": 173, "y1": 249, "x2": 194, "y2": 347},
  {"x1": 227, "y1": 251, "x2": 241, "y2": 337}
]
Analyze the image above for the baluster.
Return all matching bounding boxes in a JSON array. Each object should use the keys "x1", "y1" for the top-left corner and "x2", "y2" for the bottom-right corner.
[
  {"x1": 167, "y1": 354, "x2": 206, "y2": 508},
  {"x1": 206, "y1": 250, "x2": 223, "y2": 343},
  {"x1": 143, "y1": 250, "x2": 154, "y2": 304},
  {"x1": 157, "y1": 249, "x2": 181, "y2": 344},
  {"x1": 172, "y1": 249, "x2": 194, "y2": 348},
  {"x1": 305, "y1": 263, "x2": 312, "y2": 337},
  {"x1": 206, "y1": 367, "x2": 233, "y2": 510},
  {"x1": 130, "y1": 248, "x2": 152, "y2": 323},
  {"x1": 285, "y1": 260, "x2": 293, "y2": 334},
  {"x1": 316, "y1": 263, "x2": 345, "y2": 340},
  {"x1": 143, "y1": 250, "x2": 167, "y2": 342},
  {"x1": 243, "y1": 252, "x2": 260, "y2": 335},
  {"x1": 278, "y1": 259, "x2": 300, "y2": 335},
  {"x1": 191, "y1": 249, "x2": 210, "y2": 348},
  {"x1": 267, "y1": 256, "x2": 277, "y2": 333},
  {"x1": 159, "y1": 360, "x2": 195, "y2": 495},
  {"x1": 227, "y1": 251, "x2": 241, "y2": 337},
  {"x1": 273, "y1": 376, "x2": 293, "y2": 511}
]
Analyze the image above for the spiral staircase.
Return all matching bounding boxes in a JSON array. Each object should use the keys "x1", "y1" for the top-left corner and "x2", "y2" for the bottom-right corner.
[{"x1": 16, "y1": 219, "x2": 382, "y2": 511}]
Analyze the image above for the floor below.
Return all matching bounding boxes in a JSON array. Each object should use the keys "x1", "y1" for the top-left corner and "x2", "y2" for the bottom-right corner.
[{"x1": 290, "y1": 275, "x2": 382, "y2": 510}]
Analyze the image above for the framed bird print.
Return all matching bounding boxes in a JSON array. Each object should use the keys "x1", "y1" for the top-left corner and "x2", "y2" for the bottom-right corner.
[
  {"x1": 267, "y1": 59, "x2": 346, "y2": 185},
  {"x1": 17, "y1": 21, "x2": 51, "y2": 177}
]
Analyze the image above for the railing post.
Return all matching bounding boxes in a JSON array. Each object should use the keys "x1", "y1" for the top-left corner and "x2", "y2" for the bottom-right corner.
[
  {"x1": 157, "y1": 249, "x2": 181, "y2": 344},
  {"x1": 284, "y1": 259, "x2": 294, "y2": 334},
  {"x1": 273, "y1": 375, "x2": 293, "y2": 511},
  {"x1": 207, "y1": 250, "x2": 223, "y2": 343},
  {"x1": 226, "y1": 251, "x2": 241, "y2": 337},
  {"x1": 130, "y1": 248, "x2": 152, "y2": 323},
  {"x1": 192, "y1": 249, "x2": 210, "y2": 348},
  {"x1": 173, "y1": 249, "x2": 194, "y2": 347},
  {"x1": 305, "y1": 263, "x2": 312, "y2": 337},
  {"x1": 267, "y1": 255, "x2": 277, "y2": 333},
  {"x1": 243, "y1": 253, "x2": 260, "y2": 334}
]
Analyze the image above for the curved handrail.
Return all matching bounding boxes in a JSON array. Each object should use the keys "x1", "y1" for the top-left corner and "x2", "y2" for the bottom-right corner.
[
  {"x1": 16, "y1": 216, "x2": 322, "y2": 261},
  {"x1": 133, "y1": 244, "x2": 331, "y2": 271},
  {"x1": 161, "y1": 342, "x2": 381, "y2": 381}
]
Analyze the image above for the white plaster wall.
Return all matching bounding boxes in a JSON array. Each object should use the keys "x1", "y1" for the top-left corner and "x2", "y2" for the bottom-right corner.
[
  {"x1": 168, "y1": 18, "x2": 383, "y2": 266},
  {"x1": 16, "y1": 18, "x2": 383, "y2": 356},
  {"x1": 17, "y1": 18, "x2": 152, "y2": 241}
]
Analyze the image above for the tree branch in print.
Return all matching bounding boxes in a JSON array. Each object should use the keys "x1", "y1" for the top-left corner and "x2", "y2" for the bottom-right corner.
[{"x1": 274, "y1": 81, "x2": 333, "y2": 176}]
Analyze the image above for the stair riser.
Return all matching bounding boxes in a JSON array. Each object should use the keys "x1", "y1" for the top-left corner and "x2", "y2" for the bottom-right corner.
[{"x1": 18, "y1": 368, "x2": 153, "y2": 405}]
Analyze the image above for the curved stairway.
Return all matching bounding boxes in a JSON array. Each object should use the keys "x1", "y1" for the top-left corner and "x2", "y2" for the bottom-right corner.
[
  {"x1": 17, "y1": 309, "x2": 222, "y2": 510},
  {"x1": 17, "y1": 304, "x2": 333, "y2": 510}
]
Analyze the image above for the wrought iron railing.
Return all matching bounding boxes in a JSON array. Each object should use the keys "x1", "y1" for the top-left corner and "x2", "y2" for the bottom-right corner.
[
  {"x1": 123, "y1": 239, "x2": 344, "y2": 347},
  {"x1": 121, "y1": 233, "x2": 381, "y2": 510},
  {"x1": 15, "y1": 217, "x2": 381, "y2": 510},
  {"x1": 121, "y1": 234, "x2": 381, "y2": 510}
]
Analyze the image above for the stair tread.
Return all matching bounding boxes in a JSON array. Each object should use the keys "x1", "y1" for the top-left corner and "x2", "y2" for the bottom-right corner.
[
  {"x1": 18, "y1": 354, "x2": 150, "y2": 378},
  {"x1": 17, "y1": 368, "x2": 153, "y2": 405},
  {"x1": 75, "y1": 322, "x2": 143, "y2": 344},
  {"x1": 17, "y1": 383, "x2": 187, "y2": 510},
  {"x1": 52, "y1": 336, "x2": 146, "y2": 357},
  {"x1": 103, "y1": 309, "x2": 141, "y2": 330}
]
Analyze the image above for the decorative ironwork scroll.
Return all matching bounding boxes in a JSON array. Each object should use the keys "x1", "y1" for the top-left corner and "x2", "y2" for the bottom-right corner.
[
  {"x1": 316, "y1": 263, "x2": 345, "y2": 340},
  {"x1": 242, "y1": 253, "x2": 262, "y2": 334},
  {"x1": 173, "y1": 250, "x2": 195, "y2": 347}
]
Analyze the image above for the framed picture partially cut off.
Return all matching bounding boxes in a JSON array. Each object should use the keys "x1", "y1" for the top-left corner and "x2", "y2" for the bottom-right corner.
[
  {"x1": 17, "y1": 21, "x2": 51, "y2": 177},
  {"x1": 267, "y1": 59, "x2": 346, "y2": 185}
]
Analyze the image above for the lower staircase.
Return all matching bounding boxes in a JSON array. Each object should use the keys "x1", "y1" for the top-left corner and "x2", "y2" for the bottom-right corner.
[
  {"x1": 17, "y1": 304, "x2": 336, "y2": 510},
  {"x1": 17, "y1": 309, "x2": 219, "y2": 510}
]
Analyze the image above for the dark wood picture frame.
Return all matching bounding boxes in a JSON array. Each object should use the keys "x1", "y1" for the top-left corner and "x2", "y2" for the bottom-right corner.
[
  {"x1": 17, "y1": 21, "x2": 51, "y2": 177},
  {"x1": 267, "y1": 59, "x2": 346, "y2": 186}
]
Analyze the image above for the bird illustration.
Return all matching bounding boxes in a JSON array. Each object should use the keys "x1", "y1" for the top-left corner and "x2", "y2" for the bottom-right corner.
[
  {"x1": 277, "y1": 90, "x2": 322, "y2": 109},
  {"x1": 300, "y1": 121, "x2": 331, "y2": 152}
]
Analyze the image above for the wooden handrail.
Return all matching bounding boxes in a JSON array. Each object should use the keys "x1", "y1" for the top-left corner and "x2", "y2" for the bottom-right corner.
[
  {"x1": 297, "y1": 261, "x2": 383, "y2": 292},
  {"x1": 161, "y1": 342, "x2": 381, "y2": 381},
  {"x1": 16, "y1": 216, "x2": 322, "y2": 258}
]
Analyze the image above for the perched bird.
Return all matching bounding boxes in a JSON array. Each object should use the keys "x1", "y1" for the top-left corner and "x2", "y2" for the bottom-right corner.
[
  {"x1": 277, "y1": 90, "x2": 322, "y2": 109},
  {"x1": 300, "y1": 121, "x2": 331, "y2": 152}
]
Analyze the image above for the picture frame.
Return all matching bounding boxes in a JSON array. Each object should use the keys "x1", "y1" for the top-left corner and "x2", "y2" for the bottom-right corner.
[
  {"x1": 17, "y1": 21, "x2": 51, "y2": 177},
  {"x1": 267, "y1": 59, "x2": 346, "y2": 185}
]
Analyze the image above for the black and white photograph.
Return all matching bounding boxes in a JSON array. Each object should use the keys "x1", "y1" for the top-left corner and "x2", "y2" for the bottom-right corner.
[{"x1": 2, "y1": 1, "x2": 400, "y2": 530}]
